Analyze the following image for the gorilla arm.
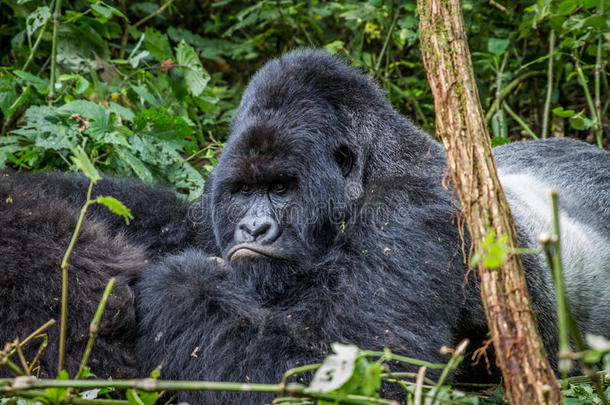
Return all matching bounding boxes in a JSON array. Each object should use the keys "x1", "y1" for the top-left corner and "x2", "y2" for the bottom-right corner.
[{"x1": 134, "y1": 244, "x2": 459, "y2": 404}]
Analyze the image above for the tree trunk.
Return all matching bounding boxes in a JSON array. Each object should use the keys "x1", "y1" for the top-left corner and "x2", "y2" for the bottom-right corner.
[{"x1": 416, "y1": 0, "x2": 562, "y2": 403}]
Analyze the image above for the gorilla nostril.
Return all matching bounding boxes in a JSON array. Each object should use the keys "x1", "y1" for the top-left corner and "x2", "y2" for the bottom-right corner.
[
  {"x1": 251, "y1": 222, "x2": 270, "y2": 237},
  {"x1": 235, "y1": 215, "x2": 279, "y2": 244}
]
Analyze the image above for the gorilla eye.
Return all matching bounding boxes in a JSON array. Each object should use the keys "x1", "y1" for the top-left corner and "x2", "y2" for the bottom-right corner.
[
  {"x1": 240, "y1": 184, "x2": 252, "y2": 195},
  {"x1": 334, "y1": 145, "x2": 354, "y2": 177},
  {"x1": 272, "y1": 183, "x2": 286, "y2": 194}
]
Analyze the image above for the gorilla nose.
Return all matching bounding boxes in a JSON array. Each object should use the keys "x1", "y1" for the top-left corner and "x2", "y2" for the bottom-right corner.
[{"x1": 235, "y1": 215, "x2": 279, "y2": 244}]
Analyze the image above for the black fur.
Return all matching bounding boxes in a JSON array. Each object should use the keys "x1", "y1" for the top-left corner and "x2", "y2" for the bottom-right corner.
[
  {"x1": 135, "y1": 50, "x2": 610, "y2": 404},
  {"x1": 0, "y1": 171, "x2": 200, "y2": 378}
]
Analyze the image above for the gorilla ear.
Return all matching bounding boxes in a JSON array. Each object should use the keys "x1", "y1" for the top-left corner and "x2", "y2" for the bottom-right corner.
[{"x1": 334, "y1": 145, "x2": 355, "y2": 178}]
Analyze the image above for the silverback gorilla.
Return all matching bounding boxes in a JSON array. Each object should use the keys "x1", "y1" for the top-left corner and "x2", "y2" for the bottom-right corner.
[
  {"x1": 1, "y1": 50, "x2": 610, "y2": 404},
  {"x1": 135, "y1": 50, "x2": 610, "y2": 403}
]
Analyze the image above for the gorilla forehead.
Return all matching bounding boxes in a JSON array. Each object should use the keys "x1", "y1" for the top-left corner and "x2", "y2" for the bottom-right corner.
[
  {"x1": 220, "y1": 125, "x2": 304, "y2": 184},
  {"x1": 228, "y1": 49, "x2": 386, "y2": 147}
]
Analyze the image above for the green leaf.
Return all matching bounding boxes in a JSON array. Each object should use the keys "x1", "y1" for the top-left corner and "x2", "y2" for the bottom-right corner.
[
  {"x1": 569, "y1": 115, "x2": 593, "y2": 130},
  {"x1": 13, "y1": 70, "x2": 49, "y2": 94},
  {"x1": 96, "y1": 196, "x2": 133, "y2": 224},
  {"x1": 582, "y1": 15, "x2": 608, "y2": 30},
  {"x1": 176, "y1": 40, "x2": 210, "y2": 97},
  {"x1": 130, "y1": 84, "x2": 158, "y2": 106},
  {"x1": 552, "y1": 107, "x2": 575, "y2": 118},
  {"x1": 485, "y1": 384, "x2": 505, "y2": 404},
  {"x1": 360, "y1": 360, "x2": 381, "y2": 397},
  {"x1": 75, "y1": 76, "x2": 90, "y2": 94},
  {"x1": 5, "y1": 85, "x2": 32, "y2": 117},
  {"x1": 26, "y1": 6, "x2": 51, "y2": 37},
  {"x1": 11, "y1": 105, "x2": 77, "y2": 153},
  {"x1": 126, "y1": 390, "x2": 157, "y2": 405},
  {"x1": 491, "y1": 137, "x2": 511, "y2": 147},
  {"x1": 58, "y1": 100, "x2": 106, "y2": 119},
  {"x1": 45, "y1": 370, "x2": 69, "y2": 405},
  {"x1": 471, "y1": 230, "x2": 509, "y2": 268},
  {"x1": 109, "y1": 102, "x2": 135, "y2": 121},
  {"x1": 0, "y1": 136, "x2": 22, "y2": 169},
  {"x1": 144, "y1": 27, "x2": 173, "y2": 62},
  {"x1": 129, "y1": 50, "x2": 150, "y2": 68},
  {"x1": 90, "y1": 3, "x2": 127, "y2": 22},
  {"x1": 149, "y1": 367, "x2": 161, "y2": 379},
  {"x1": 115, "y1": 148, "x2": 153, "y2": 183},
  {"x1": 556, "y1": 0, "x2": 578, "y2": 16},
  {"x1": 488, "y1": 38, "x2": 509, "y2": 55},
  {"x1": 585, "y1": 334, "x2": 610, "y2": 350},
  {"x1": 70, "y1": 146, "x2": 101, "y2": 183},
  {"x1": 59, "y1": 101, "x2": 110, "y2": 141},
  {"x1": 310, "y1": 343, "x2": 358, "y2": 393}
]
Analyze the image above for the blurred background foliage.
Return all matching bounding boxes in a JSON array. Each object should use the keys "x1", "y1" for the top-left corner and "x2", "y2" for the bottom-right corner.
[{"x1": 0, "y1": 0, "x2": 608, "y2": 199}]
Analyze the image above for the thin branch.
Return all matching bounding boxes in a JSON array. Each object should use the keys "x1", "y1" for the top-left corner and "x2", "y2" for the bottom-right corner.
[
  {"x1": 374, "y1": 8, "x2": 400, "y2": 76},
  {"x1": 280, "y1": 363, "x2": 320, "y2": 388},
  {"x1": 594, "y1": 0, "x2": 604, "y2": 146},
  {"x1": 485, "y1": 70, "x2": 545, "y2": 122},
  {"x1": 14, "y1": 339, "x2": 29, "y2": 376},
  {"x1": 575, "y1": 59, "x2": 603, "y2": 148},
  {"x1": 76, "y1": 279, "x2": 115, "y2": 379},
  {"x1": 541, "y1": 30, "x2": 555, "y2": 139},
  {"x1": 48, "y1": 0, "x2": 63, "y2": 105},
  {"x1": 413, "y1": 366, "x2": 426, "y2": 405},
  {"x1": 426, "y1": 340, "x2": 468, "y2": 405},
  {"x1": 58, "y1": 180, "x2": 94, "y2": 373},
  {"x1": 22, "y1": 0, "x2": 54, "y2": 72},
  {"x1": 503, "y1": 101, "x2": 538, "y2": 139},
  {"x1": 359, "y1": 350, "x2": 447, "y2": 370},
  {"x1": 6, "y1": 320, "x2": 56, "y2": 358},
  {"x1": 5, "y1": 389, "x2": 129, "y2": 405}
]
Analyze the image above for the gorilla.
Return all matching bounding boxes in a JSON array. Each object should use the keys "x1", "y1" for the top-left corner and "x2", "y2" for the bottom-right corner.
[
  {"x1": 0, "y1": 171, "x2": 199, "y2": 377},
  {"x1": 0, "y1": 49, "x2": 609, "y2": 404},
  {"x1": 134, "y1": 50, "x2": 610, "y2": 404}
]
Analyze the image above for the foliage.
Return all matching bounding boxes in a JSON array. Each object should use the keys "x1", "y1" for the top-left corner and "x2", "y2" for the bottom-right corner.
[{"x1": 0, "y1": 0, "x2": 607, "y2": 197}]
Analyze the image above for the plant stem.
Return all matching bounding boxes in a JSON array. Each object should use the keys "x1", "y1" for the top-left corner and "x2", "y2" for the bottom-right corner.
[
  {"x1": 374, "y1": 7, "x2": 400, "y2": 77},
  {"x1": 0, "y1": 357, "x2": 25, "y2": 376},
  {"x1": 492, "y1": 52, "x2": 510, "y2": 138},
  {"x1": 541, "y1": 29, "x2": 555, "y2": 139},
  {"x1": 0, "y1": 379, "x2": 393, "y2": 405},
  {"x1": 594, "y1": 0, "x2": 604, "y2": 147},
  {"x1": 485, "y1": 70, "x2": 545, "y2": 122},
  {"x1": 280, "y1": 363, "x2": 320, "y2": 387},
  {"x1": 359, "y1": 350, "x2": 446, "y2": 370},
  {"x1": 575, "y1": 60, "x2": 603, "y2": 148},
  {"x1": 5, "y1": 319, "x2": 55, "y2": 359},
  {"x1": 5, "y1": 389, "x2": 128, "y2": 405},
  {"x1": 48, "y1": 0, "x2": 62, "y2": 105},
  {"x1": 389, "y1": 81, "x2": 429, "y2": 127},
  {"x1": 548, "y1": 191, "x2": 571, "y2": 384},
  {"x1": 426, "y1": 340, "x2": 468, "y2": 405},
  {"x1": 76, "y1": 278, "x2": 115, "y2": 379},
  {"x1": 23, "y1": 0, "x2": 53, "y2": 73},
  {"x1": 503, "y1": 101, "x2": 538, "y2": 139},
  {"x1": 58, "y1": 180, "x2": 94, "y2": 373}
]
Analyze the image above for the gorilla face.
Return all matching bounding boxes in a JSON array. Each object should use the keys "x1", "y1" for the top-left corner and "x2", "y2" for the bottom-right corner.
[
  {"x1": 211, "y1": 94, "x2": 359, "y2": 300},
  {"x1": 212, "y1": 126, "x2": 352, "y2": 264}
]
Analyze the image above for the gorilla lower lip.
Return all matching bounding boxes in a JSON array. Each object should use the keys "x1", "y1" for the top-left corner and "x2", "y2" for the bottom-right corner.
[{"x1": 227, "y1": 244, "x2": 282, "y2": 262}]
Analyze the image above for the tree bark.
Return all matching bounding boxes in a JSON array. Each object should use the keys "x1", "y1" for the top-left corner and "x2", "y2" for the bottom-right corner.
[{"x1": 416, "y1": 1, "x2": 562, "y2": 403}]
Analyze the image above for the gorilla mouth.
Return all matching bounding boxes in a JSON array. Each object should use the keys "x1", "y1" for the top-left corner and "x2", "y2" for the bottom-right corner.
[{"x1": 227, "y1": 243, "x2": 286, "y2": 262}]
